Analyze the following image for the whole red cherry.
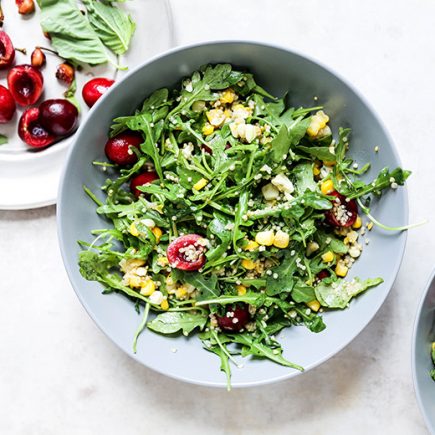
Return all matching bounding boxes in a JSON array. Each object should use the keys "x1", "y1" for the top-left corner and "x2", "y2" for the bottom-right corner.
[
  {"x1": 0, "y1": 85, "x2": 16, "y2": 123},
  {"x1": 39, "y1": 99, "x2": 79, "y2": 136},
  {"x1": 82, "y1": 77, "x2": 115, "y2": 108},
  {"x1": 104, "y1": 131, "x2": 142, "y2": 165},
  {"x1": 130, "y1": 171, "x2": 159, "y2": 197}
]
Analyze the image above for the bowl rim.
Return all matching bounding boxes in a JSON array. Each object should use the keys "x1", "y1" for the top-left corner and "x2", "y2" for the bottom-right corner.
[
  {"x1": 411, "y1": 267, "x2": 435, "y2": 432},
  {"x1": 57, "y1": 39, "x2": 409, "y2": 388}
]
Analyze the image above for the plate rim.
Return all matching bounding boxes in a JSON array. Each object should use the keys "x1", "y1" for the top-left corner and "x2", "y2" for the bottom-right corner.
[{"x1": 412, "y1": 267, "x2": 435, "y2": 433}]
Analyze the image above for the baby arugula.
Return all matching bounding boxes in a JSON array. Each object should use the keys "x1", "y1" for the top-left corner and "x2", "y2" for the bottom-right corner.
[{"x1": 79, "y1": 64, "x2": 410, "y2": 389}]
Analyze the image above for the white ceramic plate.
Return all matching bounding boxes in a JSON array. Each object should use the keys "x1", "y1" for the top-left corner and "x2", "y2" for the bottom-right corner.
[{"x1": 0, "y1": 0, "x2": 173, "y2": 210}]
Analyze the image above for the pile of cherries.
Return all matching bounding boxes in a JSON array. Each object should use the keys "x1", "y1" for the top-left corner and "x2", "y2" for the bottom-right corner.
[{"x1": 0, "y1": 29, "x2": 114, "y2": 148}]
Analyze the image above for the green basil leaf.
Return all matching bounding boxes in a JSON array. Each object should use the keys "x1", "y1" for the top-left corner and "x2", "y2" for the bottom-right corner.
[
  {"x1": 83, "y1": 0, "x2": 136, "y2": 55},
  {"x1": 39, "y1": 0, "x2": 110, "y2": 65}
]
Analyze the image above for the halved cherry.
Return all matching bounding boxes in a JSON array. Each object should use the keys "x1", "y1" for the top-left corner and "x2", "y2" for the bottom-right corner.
[
  {"x1": 104, "y1": 131, "x2": 142, "y2": 165},
  {"x1": 130, "y1": 171, "x2": 159, "y2": 197},
  {"x1": 216, "y1": 304, "x2": 250, "y2": 332},
  {"x1": 82, "y1": 77, "x2": 115, "y2": 108},
  {"x1": 7, "y1": 65, "x2": 44, "y2": 106},
  {"x1": 167, "y1": 234, "x2": 207, "y2": 271},
  {"x1": 0, "y1": 31, "x2": 15, "y2": 70},
  {"x1": 324, "y1": 190, "x2": 357, "y2": 227},
  {"x1": 0, "y1": 85, "x2": 16, "y2": 123},
  {"x1": 18, "y1": 107, "x2": 56, "y2": 148}
]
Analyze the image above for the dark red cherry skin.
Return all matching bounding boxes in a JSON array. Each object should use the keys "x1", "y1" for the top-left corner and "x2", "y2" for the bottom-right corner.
[
  {"x1": 0, "y1": 31, "x2": 15, "y2": 70},
  {"x1": 316, "y1": 270, "x2": 330, "y2": 281},
  {"x1": 167, "y1": 234, "x2": 207, "y2": 271},
  {"x1": 130, "y1": 171, "x2": 159, "y2": 197},
  {"x1": 216, "y1": 304, "x2": 250, "y2": 332},
  {"x1": 82, "y1": 77, "x2": 115, "y2": 108},
  {"x1": 324, "y1": 191, "x2": 358, "y2": 227},
  {"x1": 18, "y1": 107, "x2": 56, "y2": 148},
  {"x1": 7, "y1": 65, "x2": 44, "y2": 106},
  {"x1": 39, "y1": 99, "x2": 79, "y2": 136},
  {"x1": 0, "y1": 85, "x2": 16, "y2": 123},
  {"x1": 202, "y1": 142, "x2": 231, "y2": 154},
  {"x1": 104, "y1": 132, "x2": 142, "y2": 165}
]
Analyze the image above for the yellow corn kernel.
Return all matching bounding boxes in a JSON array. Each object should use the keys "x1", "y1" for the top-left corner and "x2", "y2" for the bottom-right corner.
[
  {"x1": 160, "y1": 299, "x2": 169, "y2": 311},
  {"x1": 306, "y1": 241, "x2": 320, "y2": 256},
  {"x1": 157, "y1": 256, "x2": 168, "y2": 267},
  {"x1": 321, "y1": 251, "x2": 334, "y2": 263},
  {"x1": 313, "y1": 165, "x2": 321, "y2": 176},
  {"x1": 273, "y1": 230, "x2": 290, "y2": 249},
  {"x1": 352, "y1": 215, "x2": 362, "y2": 229},
  {"x1": 307, "y1": 300, "x2": 321, "y2": 312},
  {"x1": 335, "y1": 262, "x2": 348, "y2": 277},
  {"x1": 193, "y1": 178, "x2": 208, "y2": 191},
  {"x1": 236, "y1": 285, "x2": 247, "y2": 296},
  {"x1": 220, "y1": 88, "x2": 236, "y2": 104},
  {"x1": 241, "y1": 259, "x2": 256, "y2": 270},
  {"x1": 367, "y1": 221, "x2": 374, "y2": 231},
  {"x1": 128, "y1": 275, "x2": 142, "y2": 288},
  {"x1": 320, "y1": 179, "x2": 334, "y2": 195},
  {"x1": 307, "y1": 111, "x2": 329, "y2": 137},
  {"x1": 255, "y1": 230, "x2": 275, "y2": 246},
  {"x1": 175, "y1": 287, "x2": 187, "y2": 299},
  {"x1": 152, "y1": 226, "x2": 163, "y2": 242},
  {"x1": 244, "y1": 240, "x2": 259, "y2": 251},
  {"x1": 202, "y1": 123, "x2": 214, "y2": 136},
  {"x1": 129, "y1": 222, "x2": 139, "y2": 237},
  {"x1": 140, "y1": 279, "x2": 156, "y2": 296}
]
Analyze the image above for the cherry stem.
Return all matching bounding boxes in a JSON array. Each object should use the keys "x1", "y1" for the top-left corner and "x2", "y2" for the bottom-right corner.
[
  {"x1": 37, "y1": 46, "x2": 60, "y2": 57},
  {"x1": 15, "y1": 47, "x2": 27, "y2": 54}
]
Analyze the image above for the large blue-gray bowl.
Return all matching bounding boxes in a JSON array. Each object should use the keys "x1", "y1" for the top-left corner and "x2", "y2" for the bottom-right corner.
[
  {"x1": 413, "y1": 269, "x2": 435, "y2": 433},
  {"x1": 57, "y1": 41, "x2": 408, "y2": 388}
]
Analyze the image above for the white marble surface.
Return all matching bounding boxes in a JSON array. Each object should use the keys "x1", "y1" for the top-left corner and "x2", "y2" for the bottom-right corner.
[{"x1": 1, "y1": 0, "x2": 434, "y2": 433}]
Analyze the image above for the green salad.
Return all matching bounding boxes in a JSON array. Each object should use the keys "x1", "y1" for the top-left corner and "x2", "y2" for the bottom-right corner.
[{"x1": 78, "y1": 64, "x2": 410, "y2": 389}]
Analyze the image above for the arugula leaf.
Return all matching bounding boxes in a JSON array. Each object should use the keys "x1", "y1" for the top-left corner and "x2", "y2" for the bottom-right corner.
[
  {"x1": 206, "y1": 345, "x2": 232, "y2": 390},
  {"x1": 346, "y1": 167, "x2": 411, "y2": 199},
  {"x1": 296, "y1": 145, "x2": 336, "y2": 162},
  {"x1": 39, "y1": 0, "x2": 111, "y2": 65},
  {"x1": 315, "y1": 277, "x2": 383, "y2": 309},
  {"x1": 230, "y1": 333, "x2": 303, "y2": 371},
  {"x1": 83, "y1": 0, "x2": 135, "y2": 55},
  {"x1": 291, "y1": 282, "x2": 316, "y2": 303},
  {"x1": 174, "y1": 271, "x2": 220, "y2": 301},
  {"x1": 147, "y1": 312, "x2": 207, "y2": 335},
  {"x1": 0, "y1": 134, "x2": 7, "y2": 145},
  {"x1": 292, "y1": 162, "x2": 318, "y2": 194},
  {"x1": 266, "y1": 250, "x2": 299, "y2": 296}
]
